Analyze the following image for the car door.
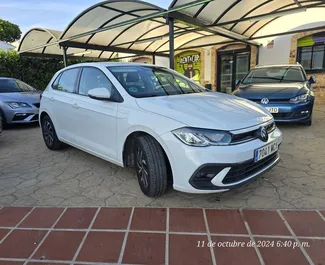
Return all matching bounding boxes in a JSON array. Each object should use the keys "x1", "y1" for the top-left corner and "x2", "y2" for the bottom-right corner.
[
  {"x1": 50, "y1": 67, "x2": 81, "y2": 143},
  {"x1": 72, "y1": 66, "x2": 119, "y2": 161}
]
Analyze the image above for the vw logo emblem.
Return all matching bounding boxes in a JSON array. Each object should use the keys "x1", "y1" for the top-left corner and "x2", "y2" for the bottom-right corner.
[
  {"x1": 259, "y1": 126, "x2": 268, "y2": 142},
  {"x1": 261, "y1": 98, "x2": 269, "y2": 104}
]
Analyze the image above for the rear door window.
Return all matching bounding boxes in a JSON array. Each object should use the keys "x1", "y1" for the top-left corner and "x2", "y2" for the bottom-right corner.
[{"x1": 53, "y1": 68, "x2": 80, "y2": 93}]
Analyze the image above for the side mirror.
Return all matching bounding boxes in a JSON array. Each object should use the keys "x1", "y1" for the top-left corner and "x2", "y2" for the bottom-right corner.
[
  {"x1": 235, "y1": 79, "x2": 241, "y2": 86},
  {"x1": 309, "y1": 76, "x2": 316, "y2": 84},
  {"x1": 88, "y1": 87, "x2": 111, "y2": 100}
]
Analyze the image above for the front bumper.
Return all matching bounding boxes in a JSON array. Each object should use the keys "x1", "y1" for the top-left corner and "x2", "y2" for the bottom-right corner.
[
  {"x1": 259, "y1": 101, "x2": 313, "y2": 123},
  {"x1": 1, "y1": 104, "x2": 39, "y2": 124},
  {"x1": 160, "y1": 125, "x2": 282, "y2": 194}
]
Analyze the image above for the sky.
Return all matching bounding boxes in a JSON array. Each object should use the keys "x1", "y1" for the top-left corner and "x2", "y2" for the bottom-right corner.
[{"x1": 0, "y1": 0, "x2": 169, "y2": 36}]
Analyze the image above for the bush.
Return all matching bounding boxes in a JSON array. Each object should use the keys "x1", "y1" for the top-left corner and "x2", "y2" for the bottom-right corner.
[{"x1": 0, "y1": 50, "x2": 100, "y2": 90}]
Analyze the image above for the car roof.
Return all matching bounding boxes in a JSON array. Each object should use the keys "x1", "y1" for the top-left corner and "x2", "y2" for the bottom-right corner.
[
  {"x1": 0, "y1": 77, "x2": 14, "y2": 80},
  {"x1": 254, "y1": 64, "x2": 303, "y2": 69},
  {"x1": 63, "y1": 62, "x2": 164, "y2": 70}
]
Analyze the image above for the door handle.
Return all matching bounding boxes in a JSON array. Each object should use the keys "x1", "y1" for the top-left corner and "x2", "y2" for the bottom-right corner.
[
  {"x1": 72, "y1": 103, "x2": 79, "y2": 109},
  {"x1": 50, "y1": 97, "x2": 55, "y2": 101}
]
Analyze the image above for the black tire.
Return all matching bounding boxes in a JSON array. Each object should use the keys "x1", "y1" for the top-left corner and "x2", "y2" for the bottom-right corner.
[
  {"x1": 0, "y1": 109, "x2": 7, "y2": 128},
  {"x1": 135, "y1": 135, "x2": 168, "y2": 197},
  {"x1": 41, "y1": 115, "x2": 63, "y2": 150},
  {"x1": 303, "y1": 112, "x2": 313, "y2": 126},
  {"x1": 305, "y1": 118, "x2": 312, "y2": 126}
]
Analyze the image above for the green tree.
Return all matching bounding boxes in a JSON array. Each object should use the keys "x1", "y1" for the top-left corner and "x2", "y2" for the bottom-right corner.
[{"x1": 0, "y1": 19, "x2": 22, "y2": 43}]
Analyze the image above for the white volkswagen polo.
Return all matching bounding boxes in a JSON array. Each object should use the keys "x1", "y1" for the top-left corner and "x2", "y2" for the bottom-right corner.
[{"x1": 40, "y1": 62, "x2": 282, "y2": 197}]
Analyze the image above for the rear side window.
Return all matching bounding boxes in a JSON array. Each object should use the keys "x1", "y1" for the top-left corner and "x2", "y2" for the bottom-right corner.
[{"x1": 52, "y1": 68, "x2": 80, "y2": 93}]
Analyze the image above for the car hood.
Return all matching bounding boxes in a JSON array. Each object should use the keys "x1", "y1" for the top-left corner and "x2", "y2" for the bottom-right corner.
[
  {"x1": 136, "y1": 92, "x2": 272, "y2": 131},
  {"x1": 234, "y1": 83, "x2": 308, "y2": 100},
  {"x1": 0, "y1": 91, "x2": 41, "y2": 103}
]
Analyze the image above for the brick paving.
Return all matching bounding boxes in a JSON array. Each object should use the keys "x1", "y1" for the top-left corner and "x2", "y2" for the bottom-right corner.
[
  {"x1": 0, "y1": 206, "x2": 325, "y2": 265},
  {"x1": 0, "y1": 106, "x2": 325, "y2": 209}
]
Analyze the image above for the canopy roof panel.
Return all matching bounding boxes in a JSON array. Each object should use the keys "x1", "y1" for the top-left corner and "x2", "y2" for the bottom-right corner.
[
  {"x1": 170, "y1": 0, "x2": 325, "y2": 41},
  {"x1": 18, "y1": 0, "x2": 325, "y2": 60}
]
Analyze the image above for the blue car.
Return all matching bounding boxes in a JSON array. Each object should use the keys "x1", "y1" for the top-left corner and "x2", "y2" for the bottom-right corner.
[{"x1": 233, "y1": 64, "x2": 315, "y2": 126}]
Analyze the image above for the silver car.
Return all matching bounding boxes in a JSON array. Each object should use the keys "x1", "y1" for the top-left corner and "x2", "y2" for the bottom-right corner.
[{"x1": 0, "y1": 78, "x2": 41, "y2": 125}]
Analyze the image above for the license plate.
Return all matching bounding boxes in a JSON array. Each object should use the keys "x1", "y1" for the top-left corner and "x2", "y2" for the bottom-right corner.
[
  {"x1": 266, "y1": 107, "x2": 279, "y2": 113},
  {"x1": 254, "y1": 142, "x2": 278, "y2": 162}
]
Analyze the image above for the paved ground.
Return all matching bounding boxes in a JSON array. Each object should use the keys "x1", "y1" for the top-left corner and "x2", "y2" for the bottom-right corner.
[
  {"x1": 1, "y1": 105, "x2": 325, "y2": 209},
  {"x1": 0, "y1": 207, "x2": 325, "y2": 265}
]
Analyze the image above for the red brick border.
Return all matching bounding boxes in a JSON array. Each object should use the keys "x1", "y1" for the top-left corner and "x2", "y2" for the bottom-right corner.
[{"x1": 0, "y1": 207, "x2": 325, "y2": 264}]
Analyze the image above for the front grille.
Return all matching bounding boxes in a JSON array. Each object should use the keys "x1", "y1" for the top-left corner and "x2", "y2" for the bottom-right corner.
[
  {"x1": 249, "y1": 98, "x2": 289, "y2": 104},
  {"x1": 222, "y1": 152, "x2": 278, "y2": 184},
  {"x1": 33, "y1": 103, "x2": 40, "y2": 108},
  {"x1": 231, "y1": 122, "x2": 276, "y2": 144},
  {"x1": 272, "y1": 112, "x2": 293, "y2": 119}
]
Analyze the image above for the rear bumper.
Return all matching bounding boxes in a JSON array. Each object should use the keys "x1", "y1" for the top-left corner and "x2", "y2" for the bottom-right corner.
[{"x1": 258, "y1": 101, "x2": 313, "y2": 123}]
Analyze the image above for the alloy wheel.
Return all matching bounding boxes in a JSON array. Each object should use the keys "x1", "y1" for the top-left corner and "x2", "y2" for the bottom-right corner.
[
  {"x1": 43, "y1": 119, "x2": 54, "y2": 147},
  {"x1": 136, "y1": 147, "x2": 149, "y2": 188}
]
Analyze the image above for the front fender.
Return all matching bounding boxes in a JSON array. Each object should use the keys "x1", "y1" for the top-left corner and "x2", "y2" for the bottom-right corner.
[{"x1": 117, "y1": 106, "x2": 185, "y2": 164}]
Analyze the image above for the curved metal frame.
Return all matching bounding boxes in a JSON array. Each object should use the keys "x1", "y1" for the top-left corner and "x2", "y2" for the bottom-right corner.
[
  {"x1": 60, "y1": 0, "x2": 164, "y2": 39},
  {"x1": 151, "y1": 30, "x2": 210, "y2": 53},
  {"x1": 18, "y1": 0, "x2": 325, "y2": 63},
  {"x1": 230, "y1": 0, "x2": 272, "y2": 30},
  {"x1": 173, "y1": 34, "x2": 227, "y2": 51},
  {"x1": 18, "y1": 28, "x2": 59, "y2": 53},
  {"x1": 213, "y1": 0, "x2": 242, "y2": 25},
  {"x1": 248, "y1": 2, "x2": 325, "y2": 37}
]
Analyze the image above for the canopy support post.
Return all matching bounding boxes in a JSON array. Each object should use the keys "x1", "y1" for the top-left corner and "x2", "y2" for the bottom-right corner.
[
  {"x1": 152, "y1": 54, "x2": 156, "y2": 65},
  {"x1": 62, "y1": 47, "x2": 68, "y2": 67},
  {"x1": 168, "y1": 17, "x2": 175, "y2": 69}
]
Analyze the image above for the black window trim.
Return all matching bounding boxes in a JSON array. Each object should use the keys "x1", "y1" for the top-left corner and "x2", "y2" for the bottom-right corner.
[
  {"x1": 297, "y1": 43, "x2": 325, "y2": 74},
  {"x1": 76, "y1": 66, "x2": 124, "y2": 103},
  {"x1": 51, "y1": 67, "x2": 82, "y2": 93}
]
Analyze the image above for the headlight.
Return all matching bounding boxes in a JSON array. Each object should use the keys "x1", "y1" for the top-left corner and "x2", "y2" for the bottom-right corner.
[
  {"x1": 6, "y1": 102, "x2": 32, "y2": 109},
  {"x1": 172, "y1": 127, "x2": 232, "y2": 147},
  {"x1": 289, "y1": 94, "x2": 310, "y2": 104}
]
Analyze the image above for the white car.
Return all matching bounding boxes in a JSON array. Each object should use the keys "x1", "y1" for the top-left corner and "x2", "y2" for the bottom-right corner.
[{"x1": 40, "y1": 62, "x2": 282, "y2": 197}]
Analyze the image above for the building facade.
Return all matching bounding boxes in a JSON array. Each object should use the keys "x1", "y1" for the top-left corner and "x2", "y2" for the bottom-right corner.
[{"x1": 129, "y1": 26, "x2": 325, "y2": 103}]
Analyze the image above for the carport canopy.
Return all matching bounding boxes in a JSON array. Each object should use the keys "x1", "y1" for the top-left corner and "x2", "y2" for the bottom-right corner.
[{"x1": 18, "y1": 0, "x2": 325, "y2": 67}]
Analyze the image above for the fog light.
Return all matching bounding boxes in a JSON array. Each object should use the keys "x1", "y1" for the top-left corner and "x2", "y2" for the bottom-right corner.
[
  {"x1": 197, "y1": 172, "x2": 215, "y2": 178},
  {"x1": 16, "y1": 113, "x2": 27, "y2": 116},
  {"x1": 301, "y1": 110, "x2": 309, "y2": 114}
]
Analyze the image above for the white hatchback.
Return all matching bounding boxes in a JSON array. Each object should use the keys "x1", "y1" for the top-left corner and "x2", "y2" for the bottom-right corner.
[{"x1": 40, "y1": 62, "x2": 282, "y2": 197}]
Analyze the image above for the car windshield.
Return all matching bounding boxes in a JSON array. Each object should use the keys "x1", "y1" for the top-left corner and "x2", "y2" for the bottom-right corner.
[
  {"x1": 0, "y1": 79, "x2": 36, "y2": 93},
  {"x1": 242, "y1": 66, "x2": 306, "y2": 84},
  {"x1": 108, "y1": 66, "x2": 208, "y2": 98}
]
